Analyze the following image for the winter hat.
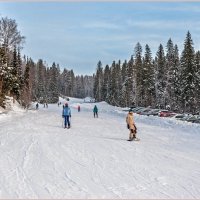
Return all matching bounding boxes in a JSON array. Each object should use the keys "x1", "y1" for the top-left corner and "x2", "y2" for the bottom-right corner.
[
  {"x1": 129, "y1": 108, "x2": 133, "y2": 113},
  {"x1": 65, "y1": 103, "x2": 68, "y2": 106}
]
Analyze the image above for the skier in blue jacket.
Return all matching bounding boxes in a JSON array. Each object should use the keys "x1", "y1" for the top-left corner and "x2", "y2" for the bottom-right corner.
[
  {"x1": 93, "y1": 105, "x2": 98, "y2": 118},
  {"x1": 62, "y1": 103, "x2": 71, "y2": 129}
]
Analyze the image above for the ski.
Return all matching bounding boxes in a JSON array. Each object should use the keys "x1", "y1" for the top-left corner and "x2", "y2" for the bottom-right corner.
[{"x1": 127, "y1": 138, "x2": 140, "y2": 141}]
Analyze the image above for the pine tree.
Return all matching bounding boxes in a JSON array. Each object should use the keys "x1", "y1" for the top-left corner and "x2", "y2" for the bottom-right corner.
[
  {"x1": 101, "y1": 64, "x2": 110, "y2": 101},
  {"x1": 70, "y1": 70, "x2": 75, "y2": 97},
  {"x1": 67, "y1": 70, "x2": 73, "y2": 97},
  {"x1": 134, "y1": 42, "x2": 143, "y2": 106},
  {"x1": 120, "y1": 60, "x2": 128, "y2": 107},
  {"x1": 93, "y1": 61, "x2": 103, "y2": 101},
  {"x1": 155, "y1": 44, "x2": 166, "y2": 109},
  {"x1": 28, "y1": 58, "x2": 37, "y2": 101},
  {"x1": 109, "y1": 61, "x2": 120, "y2": 106},
  {"x1": 172, "y1": 44, "x2": 181, "y2": 111},
  {"x1": 121, "y1": 60, "x2": 127, "y2": 84},
  {"x1": 116, "y1": 60, "x2": 123, "y2": 106},
  {"x1": 48, "y1": 62, "x2": 59, "y2": 103},
  {"x1": 66, "y1": 70, "x2": 73, "y2": 97},
  {"x1": 20, "y1": 59, "x2": 31, "y2": 108},
  {"x1": 180, "y1": 31, "x2": 197, "y2": 113},
  {"x1": 17, "y1": 48, "x2": 23, "y2": 91},
  {"x1": 143, "y1": 44, "x2": 155, "y2": 107},
  {"x1": 0, "y1": 44, "x2": 8, "y2": 106},
  {"x1": 126, "y1": 56, "x2": 135, "y2": 107},
  {"x1": 36, "y1": 59, "x2": 46, "y2": 102},
  {"x1": 165, "y1": 38, "x2": 175, "y2": 109},
  {"x1": 195, "y1": 51, "x2": 200, "y2": 113},
  {"x1": 10, "y1": 45, "x2": 20, "y2": 98}
]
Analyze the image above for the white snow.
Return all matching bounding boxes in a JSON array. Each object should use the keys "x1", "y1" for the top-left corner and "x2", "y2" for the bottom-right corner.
[{"x1": 0, "y1": 97, "x2": 200, "y2": 198}]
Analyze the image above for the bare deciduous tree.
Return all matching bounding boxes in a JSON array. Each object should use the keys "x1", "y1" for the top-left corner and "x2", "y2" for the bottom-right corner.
[{"x1": 0, "y1": 17, "x2": 25, "y2": 49}]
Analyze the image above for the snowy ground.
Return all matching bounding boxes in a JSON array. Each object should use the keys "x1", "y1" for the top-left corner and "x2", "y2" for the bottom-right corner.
[{"x1": 0, "y1": 97, "x2": 200, "y2": 199}]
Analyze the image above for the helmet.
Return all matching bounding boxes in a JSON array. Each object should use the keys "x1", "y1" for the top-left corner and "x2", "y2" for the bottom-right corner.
[{"x1": 129, "y1": 109, "x2": 133, "y2": 113}]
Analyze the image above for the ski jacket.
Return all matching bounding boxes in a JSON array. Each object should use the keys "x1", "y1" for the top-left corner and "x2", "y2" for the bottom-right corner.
[
  {"x1": 126, "y1": 113, "x2": 135, "y2": 130},
  {"x1": 62, "y1": 106, "x2": 71, "y2": 116},
  {"x1": 93, "y1": 106, "x2": 98, "y2": 113}
]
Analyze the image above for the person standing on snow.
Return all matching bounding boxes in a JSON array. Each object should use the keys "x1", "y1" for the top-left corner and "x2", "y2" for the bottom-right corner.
[
  {"x1": 93, "y1": 105, "x2": 98, "y2": 118},
  {"x1": 78, "y1": 105, "x2": 80, "y2": 112},
  {"x1": 36, "y1": 103, "x2": 39, "y2": 110},
  {"x1": 126, "y1": 109, "x2": 138, "y2": 141},
  {"x1": 62, "y1": 103, "x2": 71, "y2": 129}
]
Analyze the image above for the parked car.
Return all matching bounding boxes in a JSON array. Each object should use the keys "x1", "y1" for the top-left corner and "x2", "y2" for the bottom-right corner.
[
  {"x1": 173, "y1": 114, "x2": 186, "y2": 119},
  {"x1": 178, "y1": 114, "x2": 193, "y2": 121},
  {"x1": 139, "y1": 108, "x2": 153, "y2": 115},
  {"x1": 158, "y1": 110, "x2": 176, "y2": 117},
  {"x1": 132, "y1": 107, "x2": 145, "y2": 113},
  {"x1": 146, "y1": 109, "x2": 161, "y2": 116},
  {"x1": 186, "y1": 115, "x2": 200, "y2": 123},
  {"x1": 193, "y1": 118, "x2": 200, "y2": 124}
]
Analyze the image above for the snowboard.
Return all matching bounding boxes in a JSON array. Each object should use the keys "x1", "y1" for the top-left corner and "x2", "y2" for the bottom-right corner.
[{"x1": 127, "y1": 138, "x2": 140, "y2": 141}]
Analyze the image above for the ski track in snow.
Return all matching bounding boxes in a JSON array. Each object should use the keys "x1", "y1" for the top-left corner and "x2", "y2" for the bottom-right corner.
[{"x1": 0, "y1": 98, "x2": 200, "y2": 198}]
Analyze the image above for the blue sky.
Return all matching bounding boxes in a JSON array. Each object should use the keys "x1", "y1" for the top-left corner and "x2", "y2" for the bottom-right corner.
[{"x1": 1, "y1": 2, "x2": 200, "y2": 75}]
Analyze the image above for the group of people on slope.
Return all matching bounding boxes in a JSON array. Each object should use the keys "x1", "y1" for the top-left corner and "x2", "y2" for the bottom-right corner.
[
  {"x1": 62, "y1": 104, "x2": 99, "y2": 129},
  {"x1": 62, "y1": 103, "x2": 138, "y2": 140},
  {"x1": 35, "y1": 102, "x2": 48, "y2": 109}
]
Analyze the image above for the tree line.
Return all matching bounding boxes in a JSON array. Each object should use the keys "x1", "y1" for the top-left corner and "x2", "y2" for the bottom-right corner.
[
  {"x1": 93, "y1": 32, "x2": 200, "y2": 114},
  {"x1": 0, "y1": 16, "x2": 94, "y2": 108},
  {"x1": 1, "y1": 16, "x2": 200, "y2": 114}
]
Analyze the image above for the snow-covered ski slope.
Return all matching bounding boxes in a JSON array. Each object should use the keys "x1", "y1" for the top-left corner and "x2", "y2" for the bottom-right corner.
[{"x1": 0, "y1": 97, "x2": 200, "y2": 198}]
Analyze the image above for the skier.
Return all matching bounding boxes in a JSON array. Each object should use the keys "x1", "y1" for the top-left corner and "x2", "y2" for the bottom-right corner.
[
  {"x1": 93, "y1": 105, "x2": 98, "y2": 118},
  {"x1": 62, "y1": 103, "x2": 71, "y2": 129},
  {"x1": 126, "y1": 109, "x2": 139, "y2": 141},
  {"x1": 36, "y1": 103, "x2": 39, "y2": 110},
  {"x1": 46, "y1": 103, "x2": 48, "y2": 108},
  {"x1": 78, "y1": 105, "x2": 80, "y2": 112}
]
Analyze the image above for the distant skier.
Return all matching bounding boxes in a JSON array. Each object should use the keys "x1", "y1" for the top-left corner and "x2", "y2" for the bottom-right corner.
[
  {"x1": 36, "y1": 103, "x2": 39, "y2": 110},
  {"x1": 58, "y1": 102, "x2": 60, "y2": 107},
  {"x1": 78, "y1": 105, "x2": 80, "y2": 112},
  {"x1": 46, "y1": 103, "x2": 48, "y2": 108},
  {"x1": 126, "y1": 109, "x2": 139, "y2": 141},
  {"x1": 93, "y1": 105, "x2": 98, "y2": 118},
  {"x1": 62, "y1": 103, "x2": 71, "y2": 129}
]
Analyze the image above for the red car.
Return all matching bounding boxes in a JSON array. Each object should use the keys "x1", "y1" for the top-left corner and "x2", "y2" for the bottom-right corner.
[{"x1": 158, "y1": 110, "x2": 176, "y2": 117}]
